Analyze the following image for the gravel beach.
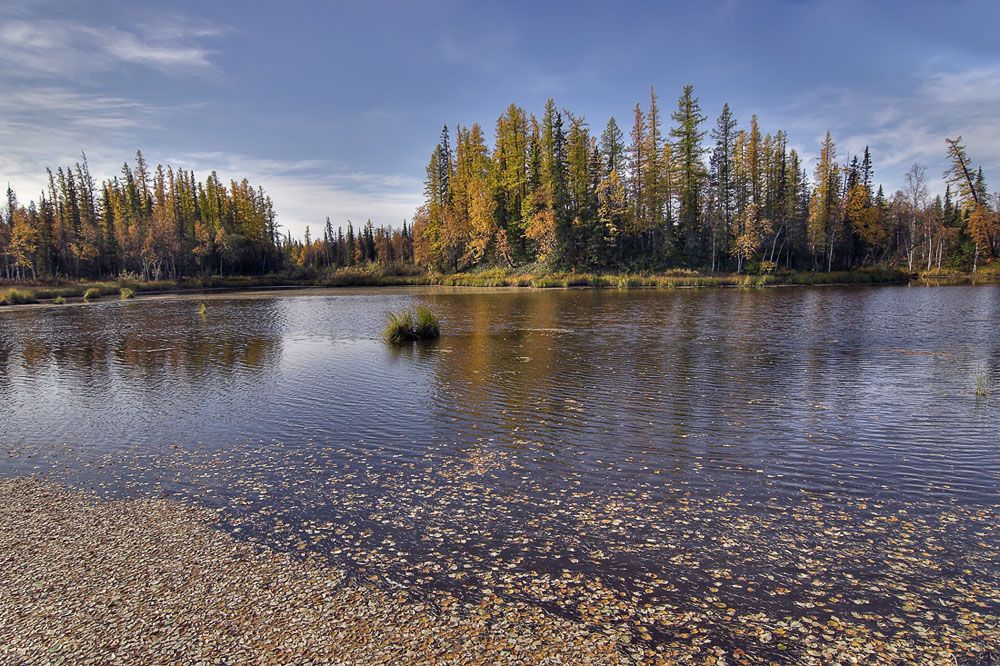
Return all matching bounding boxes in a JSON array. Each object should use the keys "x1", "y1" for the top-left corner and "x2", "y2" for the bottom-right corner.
[{"x1": 0, "y1": 477, "x2": 626, "y2": 665}]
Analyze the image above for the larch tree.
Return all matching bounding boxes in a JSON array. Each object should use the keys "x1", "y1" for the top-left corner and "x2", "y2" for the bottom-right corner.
[
  {"x1": 944, "y1": 137, "x2": 996, "y2": 271},
  {"x1": 808, "y1": 131, "x2": 840, "y2": 271},
  {"x1": 493, "y1": 104, "x2": 529, "y2": 264}
]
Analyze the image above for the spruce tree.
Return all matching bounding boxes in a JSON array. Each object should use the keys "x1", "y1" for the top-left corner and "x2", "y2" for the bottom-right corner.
[{"x1": 670, "y1": 85, "x2": 707, "y2": 266}]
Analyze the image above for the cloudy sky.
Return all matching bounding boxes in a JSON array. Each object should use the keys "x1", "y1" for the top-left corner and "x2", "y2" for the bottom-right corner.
[{"x1": 1, "y1": 0, "x2": 998, "y2": 238}]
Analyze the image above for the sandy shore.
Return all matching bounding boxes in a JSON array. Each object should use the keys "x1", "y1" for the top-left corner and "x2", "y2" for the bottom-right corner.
[{"x1": 0, "y1": 477, "x2": 626, "y2": 665}]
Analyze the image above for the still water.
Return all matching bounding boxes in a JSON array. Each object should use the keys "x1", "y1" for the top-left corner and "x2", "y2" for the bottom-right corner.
[{"x1": 2, "y1": 284, "x2": 999, "y2": 661}]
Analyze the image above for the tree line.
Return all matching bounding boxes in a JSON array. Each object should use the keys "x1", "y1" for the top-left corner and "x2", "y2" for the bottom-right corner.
[
  {"x1": 412, "y1": 86, "x2": 999, "y2": 274},
  {"x1": 0, "y1": 151, "x2": 414, "y2": 281},
  {"x1": 3, "y1": 90, "x2": 997, "y2": 282}
]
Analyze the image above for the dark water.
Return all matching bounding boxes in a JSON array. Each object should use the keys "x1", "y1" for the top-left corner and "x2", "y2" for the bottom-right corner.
[{"x1": 2, "y1": 284, "x2": 999, "y2": 661}]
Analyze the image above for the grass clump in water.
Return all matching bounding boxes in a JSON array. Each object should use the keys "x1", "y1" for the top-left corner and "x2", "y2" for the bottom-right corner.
[
  {"x1": 83, "y1": 288, "x2": 100, "y2": 301},
  {"x1": 120, "y1": 287, "x2": 134, "y2": 300},
  {"x1": 53, "y1": 295, "x2": 66, "y2": 305},
  {"x1": 976, "y1": 367, "x2": 989, "y2": 396},
  {"x1": 0, "y1": 288, "x2": 38, "y2": 305},
  {"x1": 413, "y1": 306, "x2": 440, "y2": 340},
  {"x1": 384, "y1": 307, "x2": 440, "y2": 343}
]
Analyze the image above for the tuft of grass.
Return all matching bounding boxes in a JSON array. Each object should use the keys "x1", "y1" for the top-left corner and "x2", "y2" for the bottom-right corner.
[
  {"x1": 413, "y1": 306, "x2": 441, "y2": 340},
  {"x1": 0, "y1": 288, "x2": 38, "y2": 305},
  {"x1": 53, "y1": 295, "x2": 66, "y2": 305},
  {"x1": 199, "y1": 303, "x2": 207, "y2": 316},
  {"x1": 83, "y1": 288, "x2": 101, "y2": 301},
  {"x1": 384, "y1": 307, "x2": 440, "y2": 344},
  {"x1": 120, "y1": 287, "x2": 134, "y2": 300},
  {"x1": 976, "y1": 367, "x2": 989, "y2": 397},
  {"x1": 384, "y1": 310, "x2": 416, "y2": 344}
]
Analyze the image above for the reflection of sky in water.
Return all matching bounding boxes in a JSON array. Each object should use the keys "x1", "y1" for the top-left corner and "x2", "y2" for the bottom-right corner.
[
  {"x1": 0, "y1": 284, "x2": 998, "y2": 506},
  {"x1": 2, "y1": 285, "x2": 999, "y2": 666}
]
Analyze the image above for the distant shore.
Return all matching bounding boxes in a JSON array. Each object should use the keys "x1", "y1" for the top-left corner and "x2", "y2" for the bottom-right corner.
[{"x1": 0, "y1": 266, "x2": 954, "y2": 306}]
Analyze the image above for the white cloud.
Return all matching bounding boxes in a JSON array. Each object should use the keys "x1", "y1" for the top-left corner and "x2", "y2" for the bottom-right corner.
[
  {"x1": 923, "y1": 66, "x2": 1000, "y2": 106},
  {"x1": 774, "y1": 63, "x2": 1000, "y2": 195},
  {"x1": 169, "y1": 152, "x2": 423, "y2": 238},
  {"x1": 0, "y1": 11, "x2": 421, "y2": 236},
  {"x1": 0, "y1": 17, "x2": 219, "y2": 78}
]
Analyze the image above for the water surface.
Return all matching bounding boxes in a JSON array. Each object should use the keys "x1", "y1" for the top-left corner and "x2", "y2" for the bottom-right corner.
[{"x1": 2, "y1": 284, "x2": 998, "y2": 662}]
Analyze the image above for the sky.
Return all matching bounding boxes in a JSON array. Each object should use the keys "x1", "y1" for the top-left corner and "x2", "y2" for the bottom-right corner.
[{"x1": 2, "y1": 0, "x2": 999, "y2": 239}]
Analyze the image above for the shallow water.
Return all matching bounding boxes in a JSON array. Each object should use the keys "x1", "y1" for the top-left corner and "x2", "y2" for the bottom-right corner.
[{"x1": 2, "y1": 284, "x2": 999, "y2": 662}]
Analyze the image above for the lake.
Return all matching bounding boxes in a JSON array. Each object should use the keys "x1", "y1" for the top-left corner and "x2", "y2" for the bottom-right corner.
[{"x1": 2, "y1": 284, "x2": 999, "y2": 663}]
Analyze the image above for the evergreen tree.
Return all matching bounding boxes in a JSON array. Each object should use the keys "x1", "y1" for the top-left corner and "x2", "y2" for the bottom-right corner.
[
  {"x1": 709, "y1": 103, "x2": 737, "y2": 270},
  {"x1": 599, "y1": 117, "x2": 626, "y2": 176},
  {"x1": 670, "y1": 85, "x2": 707, "y2": 265}
]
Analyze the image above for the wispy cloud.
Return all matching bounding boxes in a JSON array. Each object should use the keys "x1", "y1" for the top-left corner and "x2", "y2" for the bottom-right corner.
[
  {"x1": 0, "y1": 87, "x2": 198, "y2": 205},
  {"x1": 0, "y1": 17, "x2": 220, "y2": 79},
  {"x1": 173, "y1": 152, "x2": 423, "y2": 236},
  {"x1": 775, "y1": 63, "x2": 1000, "y2": 194}
]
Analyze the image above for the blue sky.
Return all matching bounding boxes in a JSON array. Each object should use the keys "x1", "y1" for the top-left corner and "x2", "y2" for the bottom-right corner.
[{"x1": 2, "y1": 0, "x2": 998, "y2": 238}]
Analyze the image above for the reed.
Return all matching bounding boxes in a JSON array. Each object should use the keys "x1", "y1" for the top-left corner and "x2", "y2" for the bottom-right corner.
[{"x1": 976, "y1": 368, "x2": 989, "y2": 397}]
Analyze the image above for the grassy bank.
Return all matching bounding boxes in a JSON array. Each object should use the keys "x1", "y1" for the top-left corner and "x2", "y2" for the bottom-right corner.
[
  {"x1": 0, "y1": 267, "x2": 913, "y2": 305},
  {"x1": 428, "y1": 267, "x2": 910, "y2": 289},
  {"x1": 917, "y1": 264, "x2": 1000, "y2": 283}
]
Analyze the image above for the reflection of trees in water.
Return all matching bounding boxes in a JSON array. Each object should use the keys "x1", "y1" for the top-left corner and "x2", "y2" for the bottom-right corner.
[
  {"x1": 4, "y1": 300, "x2": 282, "y2": 383},
  {"x1": 422, "y1": 290, "x2": 731, "y2": 471}
]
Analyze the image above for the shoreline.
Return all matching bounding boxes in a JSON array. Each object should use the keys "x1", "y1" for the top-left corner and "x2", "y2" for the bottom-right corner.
[
  {"x1": 0, "y1": 268, "x2": 941, "y2": 307},
  {"x1": 4, "y1": 472, "x2": 998, "y2": 665},
  {"x1": 0, "y1": 477, "x2": 624, "y2": 665}
]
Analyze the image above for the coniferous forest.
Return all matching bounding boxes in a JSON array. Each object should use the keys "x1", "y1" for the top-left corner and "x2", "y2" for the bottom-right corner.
[
  {"x1": 2, "y1": 86, "x2": 998, "y2": 282},
  {"x1": 412, "y1": 87, "x2": 999, "y2": 275}
]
